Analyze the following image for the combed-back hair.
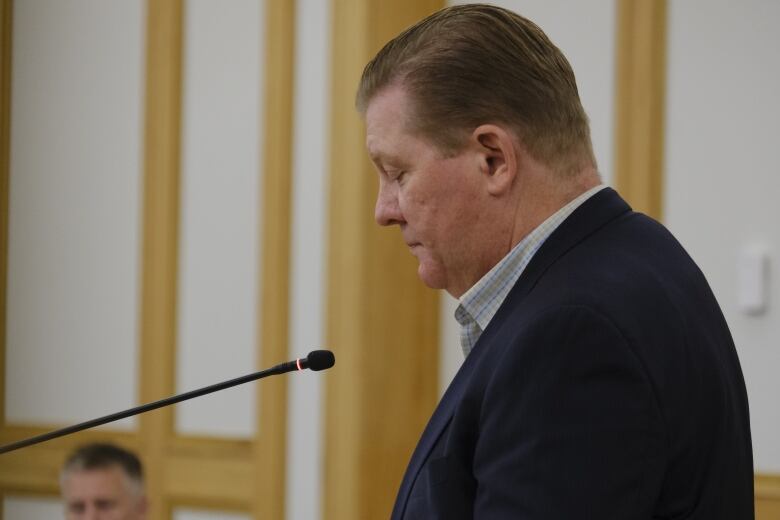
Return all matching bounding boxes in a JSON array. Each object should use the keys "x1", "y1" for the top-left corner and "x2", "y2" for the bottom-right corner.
[{"x1": 357, "y1": 3, "x2": 595, "y2": 176}]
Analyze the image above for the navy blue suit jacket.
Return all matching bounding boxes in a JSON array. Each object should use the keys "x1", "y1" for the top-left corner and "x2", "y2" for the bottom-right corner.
[{"x1": 391, "y1": 188, "x2": 753, "y2": 519}]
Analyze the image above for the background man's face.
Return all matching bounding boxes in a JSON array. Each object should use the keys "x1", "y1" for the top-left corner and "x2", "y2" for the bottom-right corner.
[{"x1": 62, "y1": 466, "x2": 146, "y2": 520}]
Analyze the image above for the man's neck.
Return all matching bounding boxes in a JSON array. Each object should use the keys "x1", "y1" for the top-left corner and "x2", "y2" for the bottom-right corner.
[{"x1": 508, "y1": 166, "x2": 601, "y2": 250}]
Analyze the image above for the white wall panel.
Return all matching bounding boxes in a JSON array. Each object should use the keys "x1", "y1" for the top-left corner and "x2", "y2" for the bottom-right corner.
[
  {"x1": 286, "y1": 0, "x2": 330, "y2": 516},
  {"x1": 665, "y1": 0, "x2": 780, "y2": 472},
  {"x1": 3, "y1": 496, "x2": 62, "y2": 520},
  {"x1": 5, "y1": 0, "x2": 144, "y2": 427},
  {"x1": 175, "y1": 0, "x2": 263, "y2": 437}
]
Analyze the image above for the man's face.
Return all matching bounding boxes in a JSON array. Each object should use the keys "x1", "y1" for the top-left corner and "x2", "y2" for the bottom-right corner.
[
  {"x1": 365, "y1": 86, "x2": 496, "y2": 297},
  {"x1": 62, "y1": 466, "x2": 146, "y2": 520}
]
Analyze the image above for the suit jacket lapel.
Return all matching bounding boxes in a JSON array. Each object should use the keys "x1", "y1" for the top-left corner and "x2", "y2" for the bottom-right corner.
[
  {"x1": 391, "y1": 339, "x2": 488, "y2": 519},
  {"x1": 506, "y1": 187, "x2": 632, "y2": 302}
]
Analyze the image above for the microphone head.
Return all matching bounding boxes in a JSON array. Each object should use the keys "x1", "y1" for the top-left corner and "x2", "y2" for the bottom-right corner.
[{"x1": 306, "y1": 350, "x2": 335, "y2": 371}]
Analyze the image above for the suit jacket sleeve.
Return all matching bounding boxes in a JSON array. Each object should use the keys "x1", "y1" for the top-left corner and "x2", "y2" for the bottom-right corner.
[{"x1": 472, "y1": 305, "x2": 666, "y2": 518}]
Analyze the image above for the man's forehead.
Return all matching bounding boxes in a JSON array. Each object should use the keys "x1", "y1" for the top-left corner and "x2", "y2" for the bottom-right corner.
[
  {"x1": 365, "y1": 83, "x2": 410, "y2": 117},
  {"x1": 64, "y1": 466, "x2": 131, "y2": 494},
  {"x1": 365, "y1": 86, "x2": 412, "y2": 143}
]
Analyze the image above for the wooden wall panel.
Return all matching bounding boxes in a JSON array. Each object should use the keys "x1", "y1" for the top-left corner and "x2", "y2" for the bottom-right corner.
[
  {"x1": 324, "y1": 1, "x2": 443, "y2": 519},
  {"x1": 756, "y1": 475, "x2": 780, "y2": 519},
  {"x1": 253, "y1": 0, "x2": 295, "y2": 518},
  {"x1": 614, "y1": 0, "x2": 667, "y2": 220},
  {"x1": 139, "y1": 0, "x2": 183, "y2": 517}
]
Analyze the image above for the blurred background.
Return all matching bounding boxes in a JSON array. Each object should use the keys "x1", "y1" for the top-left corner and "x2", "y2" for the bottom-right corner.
[{"x1": 0, "y1": 0, "x2": 777, "y2": 518}]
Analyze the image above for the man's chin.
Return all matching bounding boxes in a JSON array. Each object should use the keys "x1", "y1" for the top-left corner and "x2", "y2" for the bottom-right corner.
[{"x1": 416, "y1": 263, "x2": 447, "y2": 291}]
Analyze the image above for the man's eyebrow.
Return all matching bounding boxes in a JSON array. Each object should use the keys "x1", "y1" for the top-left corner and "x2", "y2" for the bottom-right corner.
[{"x1": 368, "y1": 148, "x2": 404, "y2": 166}]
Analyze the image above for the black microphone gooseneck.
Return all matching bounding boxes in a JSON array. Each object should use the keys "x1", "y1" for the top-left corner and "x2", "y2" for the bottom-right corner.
[{"x1": 0, "y1": 350, "x2": 335, "y2": 455}]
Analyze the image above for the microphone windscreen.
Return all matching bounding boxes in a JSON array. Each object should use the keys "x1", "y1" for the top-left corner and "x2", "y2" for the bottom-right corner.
[{"x1": 307, "y1": 350, "x2": 335, "y2": 371}]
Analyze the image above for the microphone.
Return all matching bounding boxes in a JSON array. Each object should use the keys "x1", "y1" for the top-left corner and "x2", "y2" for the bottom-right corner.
[
  {"x1": 0, "y1": 350, "x2": 335, "y2": 455},
  {"x1": 274, "y1": 349, "x2": 335, "y2": 372}
]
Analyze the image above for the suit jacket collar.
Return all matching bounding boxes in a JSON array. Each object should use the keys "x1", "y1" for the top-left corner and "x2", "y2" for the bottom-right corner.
[
  {"x1": 505, "y1": 187, "x2": 631, "y2": 303},
  {"x1": 391, "y1": 188, "x2": 632, "y2": 519}
]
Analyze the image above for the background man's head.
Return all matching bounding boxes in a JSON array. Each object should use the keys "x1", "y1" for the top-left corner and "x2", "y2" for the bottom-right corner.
[
  {"x1": 357, "y1": 3, "x2": 595, "y2": 177},
  {"x1": 60, "y1": 443, "x2": 147, "y2": 520}
]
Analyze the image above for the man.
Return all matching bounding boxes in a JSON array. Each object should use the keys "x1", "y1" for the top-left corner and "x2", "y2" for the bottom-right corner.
[
  {"x1": 60, "y1": 443, "x2": 147, "y2": 520},
  {"x1": 358, "y1": 4, "x2": 753, "y2": 519}
]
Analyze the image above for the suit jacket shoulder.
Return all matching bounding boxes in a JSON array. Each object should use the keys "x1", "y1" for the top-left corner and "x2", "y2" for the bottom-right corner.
[{"x1": 392, "y1": 188, "x2": 753, "y2": 520}]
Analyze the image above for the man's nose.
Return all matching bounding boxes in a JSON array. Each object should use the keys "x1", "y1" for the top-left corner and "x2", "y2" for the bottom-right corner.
[{"x1": 374, "y1": 182, "x2": 403, "y2": 226}]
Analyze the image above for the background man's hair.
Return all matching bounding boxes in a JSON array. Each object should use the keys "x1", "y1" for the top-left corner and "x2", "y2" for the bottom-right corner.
[
  {"x1": 357, "y1": 3, "x2": 595, "y2": 176},
  {"x1": 62, "y1": 443, "x2": 144, "y2": 490}
]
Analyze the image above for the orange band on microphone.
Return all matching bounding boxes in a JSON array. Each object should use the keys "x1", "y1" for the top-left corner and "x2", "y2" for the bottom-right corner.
[{"x1": 296, "y1": 358, "x2": 303, "y2": 371}]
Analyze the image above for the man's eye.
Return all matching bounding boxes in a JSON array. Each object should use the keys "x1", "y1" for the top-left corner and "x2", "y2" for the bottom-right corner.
[
  {"x1": 95, "y1": 499, "x2": 117, "y2": 510},
  {"x1": 68, "y1": 502, "x2": 85, "y2": 513}
]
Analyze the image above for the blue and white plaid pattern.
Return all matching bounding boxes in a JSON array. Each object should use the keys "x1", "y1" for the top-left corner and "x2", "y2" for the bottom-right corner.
[{"x1": 455, "y1": 184, "x2": 606, "y2": 357}]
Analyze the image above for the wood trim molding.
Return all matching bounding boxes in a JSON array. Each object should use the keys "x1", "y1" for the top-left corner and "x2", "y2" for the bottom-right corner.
[
  {"x1": 164, "y1": 438, "x2": 254, "y2": 511},
  {"x1": 756, "y1": 474, "x2": 780, "y2": 519},
  {"x1": 0, "y1": 430, "x2": 255, "y2": 511},
  {"x1": 325, "y1": 2, "x2": 443, "y2": 519},
  {"x1": 0, "y1": 426, "x2": 138, "y2": 495},
  {"x1": 614, "y1": 0, "x2": 667, "y2": 221},
  {"x1": 140, "y1": 0, "x2": 183, "y2": 518},
  {"x1": 252, "y1": 0, "x2": 296, "y2": 519}
]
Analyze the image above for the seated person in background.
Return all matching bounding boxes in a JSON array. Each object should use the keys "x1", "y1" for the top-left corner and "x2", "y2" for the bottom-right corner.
[{"x1": 60, "y1": 442, "x2": 147, "y2": 520}]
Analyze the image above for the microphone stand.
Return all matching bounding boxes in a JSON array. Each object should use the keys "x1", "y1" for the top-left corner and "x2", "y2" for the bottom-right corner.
[{"x1": 0, "y1": 350, "x2": 334, "y2": 455}]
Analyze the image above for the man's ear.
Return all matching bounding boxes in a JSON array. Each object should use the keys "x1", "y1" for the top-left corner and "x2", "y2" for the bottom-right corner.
[{"x1": 472, "y1": 124, "x2": 518, "y2": 196}]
